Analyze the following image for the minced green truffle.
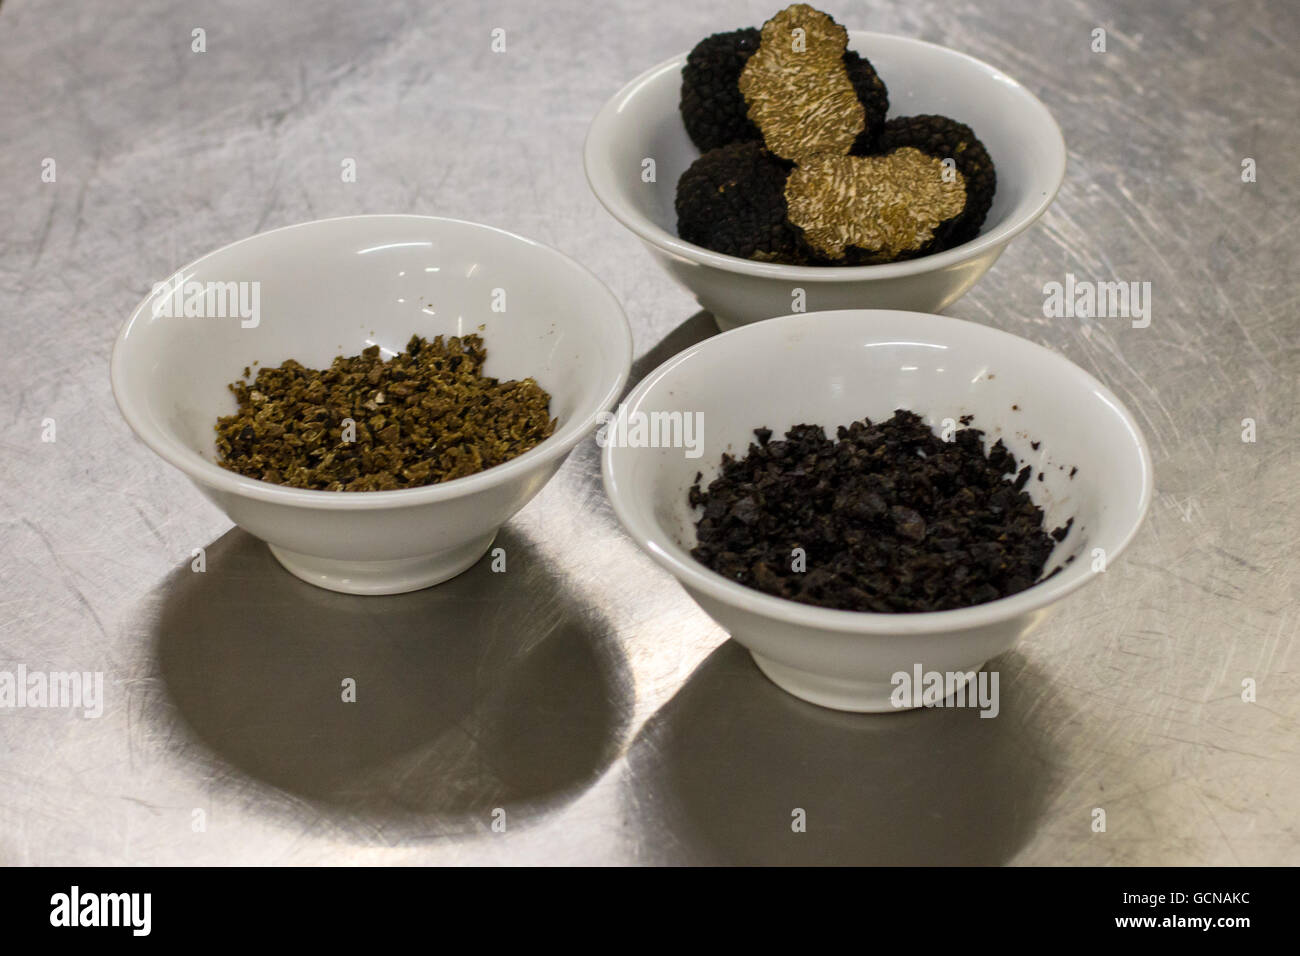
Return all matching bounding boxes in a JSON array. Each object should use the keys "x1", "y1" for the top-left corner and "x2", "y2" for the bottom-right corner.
[
  {"x1": 679, "y1": 7, "x2": 887, "y2": 155},
  {"x1": 215, "y1": 335, "x2": 556, "y2": 491},
  {"x1": 871, "y1": 114, "x2": 997, "y2": 247},
  {"x1": 675, "y1": 142, "x2": 810, "y2": 263}
]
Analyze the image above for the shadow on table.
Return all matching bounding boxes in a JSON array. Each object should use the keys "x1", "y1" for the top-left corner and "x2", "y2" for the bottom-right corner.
[
  {"x1": 625, "y1": 640, "x2": 1056, "y2": 865},
  {"x1": 146, "y1": 526, "x2": 631, "y2": 842},
  {"x1": 622, "y1": 310, "x2": 719, "y2": 399}
]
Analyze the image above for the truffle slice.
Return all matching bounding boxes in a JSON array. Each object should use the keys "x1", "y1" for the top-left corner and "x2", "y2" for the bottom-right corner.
[
  {"x1": 784, "y1": 148, "x2": 967, "y2": 263},
  {"x1": 873, "y1": 114, "x2": 996, "y2": 247},
  {"x1": 679, "y1": 7, "x2": 889, "y2": 155},
  {"x1": 680, "y1": 29, "x2": 763, "y2": 152},
  {"x1": 738, "y1": 4, "x2": 887, "y2": 162},
  {"x1": 675, "y1": 142, "x2": 808, "y2": 263}
]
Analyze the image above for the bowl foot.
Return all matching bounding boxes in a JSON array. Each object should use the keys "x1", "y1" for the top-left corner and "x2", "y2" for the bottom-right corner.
[
  {"x1": 267, "y1": 532, "x2": 498, "y2": 595},
  {"x1": 750, "y1": 652, "x2": 984, "y2": 713}
]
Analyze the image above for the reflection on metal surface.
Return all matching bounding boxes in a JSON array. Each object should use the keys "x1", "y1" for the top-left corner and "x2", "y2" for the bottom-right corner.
[
  {"x1": 626, "y1": 642, "x2": 1053, "y2": 865},
  {"x1": 146, "y1": 528, "x2": 630, "y2": 840}
]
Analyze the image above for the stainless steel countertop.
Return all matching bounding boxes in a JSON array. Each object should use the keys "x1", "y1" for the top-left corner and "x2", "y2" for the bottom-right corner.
[{"x1": 1, "y1": 0, "x2": 1296, "y2": 865}]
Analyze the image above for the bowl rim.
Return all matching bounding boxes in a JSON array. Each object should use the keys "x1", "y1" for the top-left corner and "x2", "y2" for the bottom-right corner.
[
  {"x1": 601, "y1": 309, "x2": 1154, "y2": 635},
  {"x1": 110, "y1": 213, "x2": 633, "y2": 511},
  {"x1": 583, "y1": 30, "x2": 1068, "y2": 282}
]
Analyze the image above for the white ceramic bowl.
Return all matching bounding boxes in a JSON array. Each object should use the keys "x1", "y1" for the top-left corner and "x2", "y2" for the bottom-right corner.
[
  {"x1": 112, "y1": 215, "x2": 632, "y2": 595},
  {"x1": 585, "y1": 31, "x2": 1067, "y2": 330},
  {"x1": 602, "y1": 310, "x2": 1152, "y2": 712}
]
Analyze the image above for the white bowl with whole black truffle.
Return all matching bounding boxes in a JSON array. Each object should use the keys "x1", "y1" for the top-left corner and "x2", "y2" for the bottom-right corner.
[
  {"x1": 584, "y1": 12, "x2": 1067, "y2": 330},
  {"x1": 112, "y1": 215, "x2": 632, "y2": 595},
  {"x1": 602, "y1": 309, "x2": 1152, "y2": 712}
]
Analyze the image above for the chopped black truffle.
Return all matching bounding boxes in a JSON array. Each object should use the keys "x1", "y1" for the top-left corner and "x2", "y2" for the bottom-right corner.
[
  {"x1": 872, "y1": 114, "x2": 997, "y2": 247},
  {"x1": 688, "y1": 411, "x2": 1062, "y2": 613},
  {"x1": 680, "y1": 29, "x2": 763, "y2": 152},
  {"x1": 675, "y1": 142, "x2": 810, "y2": 263}
]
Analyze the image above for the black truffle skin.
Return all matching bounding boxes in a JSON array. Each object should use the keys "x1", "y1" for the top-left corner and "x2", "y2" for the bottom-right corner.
[
  {"x1": 872, "y1": 114, "x2": 997, "y2": 247},
  {"x1": 675, "y1": 142, "x2": 807, "y2": 263},
  {"x1": 843, "y1": 50, "x2": 890, "y2": 152},
  {"x1": 680, "y1": 30, "x2": 889, "y2": 153},
  {"x1": 680, "y1": 29, "x2": 763, "y2": 152}
]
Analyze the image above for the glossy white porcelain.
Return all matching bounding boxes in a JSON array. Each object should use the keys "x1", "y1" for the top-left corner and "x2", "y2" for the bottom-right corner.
[
  {"x1": 585, "y1": 31, "x2": 1067, "y2": 330},
  {"x1": 602, "y1": 310, "x2": 1153, "y2": 711},
  {"x1": 112, "y1": 215, "x2": 632, "y2": 594}
]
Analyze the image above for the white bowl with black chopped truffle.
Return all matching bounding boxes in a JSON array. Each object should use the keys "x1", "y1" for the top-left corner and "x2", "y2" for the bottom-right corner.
[{"x1": 602, "y1": 309, "x2": 1152, "y2": 712}]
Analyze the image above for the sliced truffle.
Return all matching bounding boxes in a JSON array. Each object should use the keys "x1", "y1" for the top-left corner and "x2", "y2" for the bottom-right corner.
[
  {"x1": 680, "y1": 29, "x2": 763, "y2": 152},
  {"x1": 872, "y1": 114, "x2": 996, "y2": 246},
  {"x1": 784, "y1": 149, "x2": 968, "y2": 264},
  {"x1": 739, "y1": 4, "x2": 883, "y2": 163},
  {"x1": 680, "y1": 6, "x2": 888, "y2": 156},
  {"x1": 675, "y1": 141, "x2": 809, "y2": 263},
  {"x1": 677, "y1": 144, "x2": 969, "y2": 266}
]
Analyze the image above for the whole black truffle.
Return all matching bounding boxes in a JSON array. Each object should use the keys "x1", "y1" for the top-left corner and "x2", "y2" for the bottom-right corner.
[
  {"x1": 872, "y1": 114, "x2": 996, "y2": 247},
  {"x1": 675, "y1": 142, "x2": 808, "y2": 263},
  {"x1": 680, "y1": 29, "x2": 763, "y2": 152}
]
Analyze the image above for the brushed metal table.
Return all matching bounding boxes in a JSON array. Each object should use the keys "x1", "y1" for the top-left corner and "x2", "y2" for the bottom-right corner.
[{"x1": 1, "y1": 0, "x2": 1295, "y2": 865}]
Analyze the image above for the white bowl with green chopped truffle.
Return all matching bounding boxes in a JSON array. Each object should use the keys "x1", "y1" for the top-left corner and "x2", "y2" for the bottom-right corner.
[
  {"x1": 602, "y1": 310, "x2": 1152, "y2": 712},
  {"x1": 585, "y1": 30, "x2": 1066, "y2": 330},
  {"x1": 112, "y1": 215, "x2": 632, "y2": 595}
]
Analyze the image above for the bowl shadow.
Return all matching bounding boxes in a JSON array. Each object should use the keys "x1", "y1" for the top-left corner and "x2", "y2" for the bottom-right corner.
[
  {"x1": 144, "y1": 525, "x2": 631, "y2": 842},
  {"x1": 622, "y1": 310, "x2": 720, "y2": 399},
  {"x1": 625, "y1": 640, "x2": 1057, "y2": 865}
]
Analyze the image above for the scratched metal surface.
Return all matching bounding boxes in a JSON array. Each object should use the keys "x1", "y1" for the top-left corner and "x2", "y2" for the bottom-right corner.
[{"x1": 1, "y1": 0, "x2": 1296, "y2": 865}]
